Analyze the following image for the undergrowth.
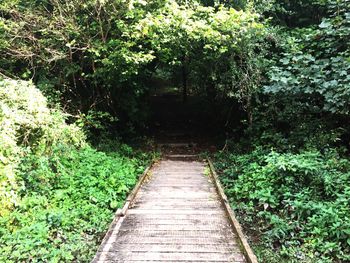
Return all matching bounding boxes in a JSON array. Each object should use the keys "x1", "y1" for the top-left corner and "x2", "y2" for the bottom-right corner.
[
  {"x1": 215, "y1": 146, "x2": 350, "y2": 263},
  {"x1": 0, "y1": 78, "x2": 150, "y2": 262},
  {"x1": 0, "y1": 145, "x2": 148, "y2": 262}
]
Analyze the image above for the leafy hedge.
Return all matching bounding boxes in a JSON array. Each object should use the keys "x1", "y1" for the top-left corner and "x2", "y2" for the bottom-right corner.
[
  {"x1": 0, "y1": 78, "x2": 149, "y2": 262},
  {"x1": 215, "y1": 148, "x2": 350, "y2": 263}
]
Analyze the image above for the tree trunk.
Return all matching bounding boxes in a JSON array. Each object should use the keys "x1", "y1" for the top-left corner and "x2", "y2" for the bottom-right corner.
[
  {"x1": 182, "y1": 62, "x2": 187, "y2": 103},
  {"x1": 247, "y1": 95, "x2": 253, "y2": 127}
]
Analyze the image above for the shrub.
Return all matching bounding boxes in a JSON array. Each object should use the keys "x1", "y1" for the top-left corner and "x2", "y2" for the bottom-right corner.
[
  {"x1": 0, "y1": 145, "x2": 145, "y2": 262},
  {"x1": 0, "y1": 78, "x2": 149, "y2": 262},
  {"x1": 0, "y1": 78, "x2": 85, "y2": 215},
  {"x1": 215, "y1": 148, "x2": 350, "y2": 262}
]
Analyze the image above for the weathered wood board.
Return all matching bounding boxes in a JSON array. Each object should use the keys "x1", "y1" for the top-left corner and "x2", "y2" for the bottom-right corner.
[{"x1": 92, "y1": 160, "x2": 249, "y2": 263}]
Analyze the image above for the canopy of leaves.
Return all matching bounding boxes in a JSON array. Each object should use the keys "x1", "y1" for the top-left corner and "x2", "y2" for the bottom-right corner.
[
  {"x1": 264, "y1": 1, "x2": 350, "y2": 115},
  {"x1": 0, "y1": 0, "x2": 266, "y2": 129}
]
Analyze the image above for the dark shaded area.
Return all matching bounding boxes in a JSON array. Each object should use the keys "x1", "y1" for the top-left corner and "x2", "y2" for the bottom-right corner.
[{"x1": 146, "y1": 84, "x2": 245, "y2": 152}]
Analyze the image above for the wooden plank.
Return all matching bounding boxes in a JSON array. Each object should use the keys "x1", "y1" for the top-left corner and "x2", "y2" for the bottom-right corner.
[
  {"x1": 140, "y1": 186, "x2": 217, "y2": 192},
  {"x1": 130, "y1": 200, "x2": 222, "y2": 209},
  {"x1": 92, "y1": 159, "x2": 249, "y2": 263},
  {"x1": 137, "y1": 192, "x2": 217, "y2": 199},
  {"x1": 126, "y1": 209, "x2": 223, "y2": 215},
  {"x1": 122, "y1": 213, "x2": 227, "y2": 220},
  {"x1": 95, "y1": 251, "x2": 246, "y2": 261},
  {"x1": 113, "y1": 229, "x2": 235, "y2": 238},
  {"x1": 104, "y1": 236, "x2": 238, "y2": 245},
  {"x1": 96, "y1": 261, "x2": 243, "y2": 263},
  {"x1": 122, "y1": 217, "x2": 228, "y2": 225},
  {"x1": 119, "y1": 224, "x2": 232, "y2": 231},
  {"x1": 99, "y1": 243, "x2": 241, "y2": 253}
]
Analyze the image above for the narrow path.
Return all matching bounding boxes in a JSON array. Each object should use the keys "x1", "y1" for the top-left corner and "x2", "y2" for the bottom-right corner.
[{"x1": 93, "y1": 159, "x2": 247, "y2": 263}]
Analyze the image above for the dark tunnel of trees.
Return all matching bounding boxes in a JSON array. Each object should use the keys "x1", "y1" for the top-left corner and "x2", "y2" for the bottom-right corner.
[{"x1": 1, "y1": 0, "x2": 350, "y2": 262}]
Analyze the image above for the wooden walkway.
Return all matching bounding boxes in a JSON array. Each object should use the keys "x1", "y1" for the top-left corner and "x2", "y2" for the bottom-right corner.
[{"x1": 92, "y1": 159, "x2": 249, "y2": 263}]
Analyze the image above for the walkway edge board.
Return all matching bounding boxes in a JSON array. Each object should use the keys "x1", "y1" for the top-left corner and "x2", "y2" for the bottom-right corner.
[
  {"x1": 91, "y1": 162, "x2": 154, "y2": 262},
  {"x1": 207, "y1": 158, "x2": 259, "y2": 263}
]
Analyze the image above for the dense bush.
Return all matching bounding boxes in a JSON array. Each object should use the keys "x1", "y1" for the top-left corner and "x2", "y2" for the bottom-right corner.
[
  {"x1": 0, "y1": 145, "x2": 146, "y2": 262},
  {"x1": 215, "y1": 148, "x2": 350, "y2": 262},
  {"x1": 0, "y1": 78, "x2": 149, "y2": 262},
  {"x1": 0, "y1": 78, "x2": 85, "y2": 215},
  {"x1": 264, "y1": 1, "x2": 350, "y2": 115}
]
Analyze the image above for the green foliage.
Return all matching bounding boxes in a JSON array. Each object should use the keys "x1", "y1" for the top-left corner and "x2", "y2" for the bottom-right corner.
[
  {"x1": 263, "y1": 1, "x2": 350, "y2": 115},
  {"x1": 221, "y1": 0, "x2": 332, "y2": 26},
  {"x1": 1, "y1": 1, "x2": 350, "y2": 261},
  {"x1": 76, "y1": 110, "x2": 119, "y2": 140},
  {"x1": 0, "y1": 0, "x2": 267, "y2": 129},
  {"x1": 134, "y1": 1, "x2": 266, "y2": 120},
  {"x1": 0, "y1": 145, "x2": 147, "y2": 262},
  {"x1": 215, "y1": 148, "x2": 350, "y2": 262},
  {"x1": 0, "y1": 78, "x2": 149, "y2": 262},
  {"x1": 0, "y1": 78, "x2": 85, "y2": 215},
  {"x1": 0, "y1": 0, "x2": 153, "y2": 127}
]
